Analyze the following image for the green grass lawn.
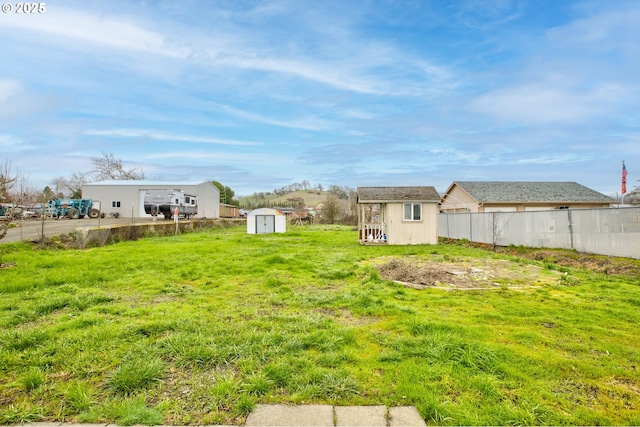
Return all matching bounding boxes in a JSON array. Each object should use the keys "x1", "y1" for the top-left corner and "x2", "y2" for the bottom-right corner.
[{"x1": 1, "y1": 225, "x2": 639, "y2": 425}]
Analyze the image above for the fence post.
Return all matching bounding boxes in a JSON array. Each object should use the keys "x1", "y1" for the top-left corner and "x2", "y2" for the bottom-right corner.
[
  {"x1": 492, "y1": 211, "x2": 499, "y2": 250},
  {"x1": 567, "y1": 208, "x2": 574, "y2": 249},
  {"x1": 40, "y1": 208, "x2": 45, "y2": 246},
  {"x1": 446, "y1": 213, "x2": 450, "y2": 238},
  {"x1": 469, "y1": 213, "x2": 473, "y2": 242}
]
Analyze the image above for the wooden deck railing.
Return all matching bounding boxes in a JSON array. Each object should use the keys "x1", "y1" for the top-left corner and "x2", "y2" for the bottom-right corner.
[{"x1": 359, "y1": 223, "x2": 386, "y2": 243}]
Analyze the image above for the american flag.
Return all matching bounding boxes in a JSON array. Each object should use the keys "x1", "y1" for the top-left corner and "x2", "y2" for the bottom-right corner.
[{"x1": 622, "y1": 162, "x2": 628, "y2": 195}]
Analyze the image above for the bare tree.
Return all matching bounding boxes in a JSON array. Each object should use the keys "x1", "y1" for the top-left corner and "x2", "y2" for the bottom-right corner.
[
  {"x1": 0, "y1": 160, "x2": 17, "y2": 204},
  {"x1": 90, "y1": 152, "x2": 145, "y2": 181},
  {"x1": 625, "y1": 181, "x2": 640, "y2": 205},
  {"x1": 1, "y1": 160, "x2": 28, "y2": 241},
  {"x1": 50, "y1": 172, "x2": 89, "y2": 198},
  {"x1": 46, "y1": 153, "x2": 143, "y2": 200},
  {"x1": 319, "y1": 193, "x2": 340, "y2": 224}
]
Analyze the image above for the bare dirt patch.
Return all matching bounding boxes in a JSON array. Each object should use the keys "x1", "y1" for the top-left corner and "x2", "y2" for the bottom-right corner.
[
  {"x1": 374, "y1": 256, "x2": 561, "y2": 290},
  {"x1": 440, "y1": 238, "x2": 640, "y2": 280}
]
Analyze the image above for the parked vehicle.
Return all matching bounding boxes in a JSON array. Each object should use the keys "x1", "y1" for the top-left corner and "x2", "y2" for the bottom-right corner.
[
  {"x1": 47, "y1": 199, "x2": 101, "y2": 219},
  {"x1": 0, "y1": 204, "x2": 22, "y2": 220},
  {"x1": 144, "y1": 190, "x2": 198, "y2": 219},
  {"x1": 17, "y1": 203, "x2": 47, "y2": 219}
]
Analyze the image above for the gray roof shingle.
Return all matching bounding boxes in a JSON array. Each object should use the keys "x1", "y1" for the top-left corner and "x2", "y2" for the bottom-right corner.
[
  {"x1": 452, "y1": 181, "x2": 614, "y2": 203},
  {"x1": 358, "y1": 186, "x2": 440, "y2": 203}
]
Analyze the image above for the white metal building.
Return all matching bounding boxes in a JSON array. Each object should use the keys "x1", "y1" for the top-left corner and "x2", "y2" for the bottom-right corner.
[
  {"x1": 247, "y1": 208, "x2": 286, "y2": 234},
  {"x1": 82, "y1": 180, "x2": 220, "y2": 219}
]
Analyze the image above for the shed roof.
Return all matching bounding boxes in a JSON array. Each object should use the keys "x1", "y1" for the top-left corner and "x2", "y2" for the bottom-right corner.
[
  {"x1": 357, "y1": 186, "x2": 441, "y2": 203},
  {"x1": 247, "y1": 208, "x2": 284, "y2": 216},
  {"x1": 448, "y1": 181, "x2": 614, "y2": 204}
]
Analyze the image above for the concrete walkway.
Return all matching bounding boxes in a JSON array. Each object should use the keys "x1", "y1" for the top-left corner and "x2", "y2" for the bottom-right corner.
[
  {"x1": 12, "y1": 405, "x2": 426, "y2": 427},
  {"x1": 245, "y1": 405, "x2": 426, "y2": 426}
]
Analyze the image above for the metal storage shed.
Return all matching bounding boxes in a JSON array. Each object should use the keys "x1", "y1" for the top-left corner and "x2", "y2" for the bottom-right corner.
[{"x1": 247, "y1": 208, "x2": 286, "y2": 234}]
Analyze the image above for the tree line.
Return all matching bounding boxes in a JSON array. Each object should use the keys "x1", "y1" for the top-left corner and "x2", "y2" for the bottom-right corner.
[
  {"x1": 241, "y1": 181, "x2": 359, "y2": 225},
  {"x1": 246, "y1": 182, "x2": 356, "y2": 205}
]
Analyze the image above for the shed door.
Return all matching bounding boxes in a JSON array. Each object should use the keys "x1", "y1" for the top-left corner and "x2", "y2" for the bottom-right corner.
[{"x1": 256, "y1": 215, "x2": 275, "y2": 233}]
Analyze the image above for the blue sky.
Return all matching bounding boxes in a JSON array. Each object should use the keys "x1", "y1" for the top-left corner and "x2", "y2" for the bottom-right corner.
[{"x1": 1, "y1": 0, "x2": 639, "y2": 197}]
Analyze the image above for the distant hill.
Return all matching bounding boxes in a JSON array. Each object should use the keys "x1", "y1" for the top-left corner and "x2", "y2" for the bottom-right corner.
[{"x1": 239, "y1": 190, "x2": 331, "y2": 209}]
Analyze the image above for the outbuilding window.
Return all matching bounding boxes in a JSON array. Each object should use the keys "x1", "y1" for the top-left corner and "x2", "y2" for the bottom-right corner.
[
  {"x1": 403, "y1": 203, "x2": 421, "y2": 221},
  {"x1": 112, "y1": 201, "x2": 121, "y2": 208}
]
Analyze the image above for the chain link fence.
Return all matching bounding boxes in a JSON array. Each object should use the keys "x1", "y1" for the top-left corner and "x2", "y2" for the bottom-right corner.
[{"x1": 439, "y1": 207, "x2": 640, "y2": 259}]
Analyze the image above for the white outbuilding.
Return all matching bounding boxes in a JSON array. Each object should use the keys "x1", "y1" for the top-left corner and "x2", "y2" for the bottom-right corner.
[
  {"x1": 82, "y1": 180, "x2": 220, "y2": 219},
  {"x1": 247, "y1": 208, "x2": 286, "y2": 234}
]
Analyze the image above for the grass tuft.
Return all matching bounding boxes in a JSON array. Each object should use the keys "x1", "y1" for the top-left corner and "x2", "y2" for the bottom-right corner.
[
  {"x1": 102, "y1": 396, "x2": 164, "y2": 426},
  {"x1": 64, "y1": 381, "x2": 96, "y2": 411},
  {"x1": 0, "y1": 402, "x2": 44, "y2": 424},
  {"x1": 1, "y1": 328, "x2": 49, "y2": 351},
  {"x1": 19, "y1": 368, "x2": 45, "y2": 392},
  {"x1": 241, "y1": 372, "x2": 273, "y2": 396},
  {"x1": 106, "y1": 357, "x2": 164, "y2": 395}
]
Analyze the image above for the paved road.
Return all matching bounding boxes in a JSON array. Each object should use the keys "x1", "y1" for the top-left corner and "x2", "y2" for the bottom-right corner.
[{"x1": 1, "y1": 216, "x2": 172, "y2": 243}]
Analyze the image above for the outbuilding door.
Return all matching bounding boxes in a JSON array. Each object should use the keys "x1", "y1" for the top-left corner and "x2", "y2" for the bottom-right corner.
[{"x1": 256, "y1": 215, "x2": 275, "y2": 233}]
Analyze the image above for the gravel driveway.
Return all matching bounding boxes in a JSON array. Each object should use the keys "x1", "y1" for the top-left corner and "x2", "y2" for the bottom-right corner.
[{"x1": 1, "y1": 217, "x2": 172, "y2": 244}]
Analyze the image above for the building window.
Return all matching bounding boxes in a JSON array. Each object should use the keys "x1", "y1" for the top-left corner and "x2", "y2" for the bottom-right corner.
[
  {"x1": 112, "y1": 201, "x2": 121, "y2": 208},
  {"x1": 403, "y1": 203, "x2": 421, "y2": 221}
]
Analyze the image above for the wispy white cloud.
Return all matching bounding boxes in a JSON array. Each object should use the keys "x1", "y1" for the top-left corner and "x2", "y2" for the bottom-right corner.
[
  {"x1": 181, "y1": 3, "x2": 456, "y2": 96},
  {"x1": 0, "y1": 6, "x2": 186, "y2": 58},
  {"x1": 0, "y1": 79, "x2": 22, "y2": 103},
  {"x1": 214, "y1": 54, "x2": 388, "y2": 95},
  {"x1": 546, "y1": 2, "x2": 640, "y2": 54},
  {"x1": 453, "y1": 0, "x2": 524, "y2": 29},
  {"x1": 1, "y1": 2, "x2": 455, "y2": 97},
  {"x1": 470, "y1": 81, "x2": 625, "y2": 124},
  {"x1": 512, "y1": 155, "x2": 581, "y2": 165},
  {"x1": 85, "y1": 129, "x2": 262, "y2": 147},
  {"x1": 211, "y1": 103, "x2": 336, "y2": 131},
  {"x1": 0, "y1": 78, "x2": 61, "y2": 123},
  {"x1": 145, "y1": 150, "x2": 289, "y2": 166},
  {"x1": 466, "y1": 1, "x2": 640, "y2": 128},
  {"x1": 0, "y1": 134, "x2": 32, "y2": 151}
]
